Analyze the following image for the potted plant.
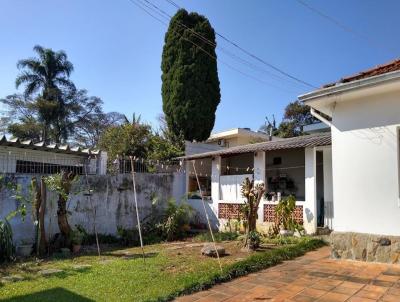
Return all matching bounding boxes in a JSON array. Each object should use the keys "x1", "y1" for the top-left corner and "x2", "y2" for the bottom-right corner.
[
  {"x1": 71, "y1": 230, "x2": 84, "y2": 254},
  {"x1": 275, "y1": 195, "x2": 296, "y2": 236},
  {"x1": 16, "y1": 240, "x2": 33, "y2": 257}
]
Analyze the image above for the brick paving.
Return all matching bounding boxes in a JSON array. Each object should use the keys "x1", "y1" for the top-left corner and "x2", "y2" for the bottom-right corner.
[{"x1": 174, "y1": 246, "x2": 400, "y2": 302}]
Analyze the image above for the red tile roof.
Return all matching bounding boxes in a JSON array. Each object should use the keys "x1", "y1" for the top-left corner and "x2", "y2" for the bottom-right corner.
[{"x1": 323, "y1": 59, "x2": 400, "y2": 88}]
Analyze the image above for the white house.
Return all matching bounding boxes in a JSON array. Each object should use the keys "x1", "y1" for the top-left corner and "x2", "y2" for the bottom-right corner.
[
  {"x1": 184, "y1": 128, "x2": 273, "y2": 200},
  {"x1": 299, "y1": 59, "x2": 400, "y2": 263},
  {"x1": 183, "y1": 132, "x2": 332, "y2": 235},
  {"x1": 183, "y1": 59, "x2": 400, "y2": 264}
]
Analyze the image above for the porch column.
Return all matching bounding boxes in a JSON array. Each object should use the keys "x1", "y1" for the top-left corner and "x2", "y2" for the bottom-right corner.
[
  {"x1": 254, "y1": 151, "x2": 266, "y2": 225},
  {"x1": 323, "y1": 147, "x2": 333, "y2": 229},
  {"x1": 211, "y1": 156, "x2": 221, "y2": 202},
  {"x1": 253, "y1": 151, "x2": 266, "y2": 185},
  {"x1": 304, "y1": 147, "x2": 317, "y2": 234}
]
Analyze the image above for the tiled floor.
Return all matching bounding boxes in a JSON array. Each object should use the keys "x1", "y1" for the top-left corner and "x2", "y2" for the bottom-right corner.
[{"x1": 174, "y1": 246, "x2": 400, "y2": 302}]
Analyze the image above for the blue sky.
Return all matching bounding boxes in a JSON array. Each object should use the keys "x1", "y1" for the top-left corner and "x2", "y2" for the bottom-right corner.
[{"x1": 0, "y1": 0, "x2": 399, "y2": 133}]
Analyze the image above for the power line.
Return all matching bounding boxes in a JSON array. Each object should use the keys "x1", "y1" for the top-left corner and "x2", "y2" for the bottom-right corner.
[
  {"x1": 127, "y1": 0, "x2": 301, "y2": 94},
  {"x1": 163, "y1": 0, "x2": 317, "y2": 89},
  {"x1": 137, "y1": 0, "x2": 307, "y2": 90},
  {"x1": 295, "y1": 0, "x2": 395, "y2": 55}
]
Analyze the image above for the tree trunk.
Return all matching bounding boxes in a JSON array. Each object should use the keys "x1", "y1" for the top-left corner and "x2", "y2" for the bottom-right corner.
[
  {"x1": 31, "y1": 177, "x2": 41, "y2": 256},
  {"x1": 56, "y1": 171, "x2": 74, "y2": 241},
  {"x1": 32, "y1": 177, "x2": 47, "y2": 256}
]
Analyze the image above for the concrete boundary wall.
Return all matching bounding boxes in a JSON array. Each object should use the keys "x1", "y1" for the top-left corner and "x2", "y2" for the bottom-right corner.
[{"x1": 0, "y1": 173, "x2": 186, "y2": 244}]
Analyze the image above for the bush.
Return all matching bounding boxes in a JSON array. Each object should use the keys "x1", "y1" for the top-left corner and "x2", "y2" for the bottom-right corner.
[
  {"x1": 0, "y1": 220, "x2": 14, "y2": 263},
  {"x1": 156, "y1": 198, "x2": 194, "y2": 241},
  {"x1": 262, "y1": 236, "x2": 302, "y2": 245}
]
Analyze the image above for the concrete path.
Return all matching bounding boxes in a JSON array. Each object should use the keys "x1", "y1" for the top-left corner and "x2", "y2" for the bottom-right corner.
[{"x1": 175, "y1": 246, "x2": 400, "y2": 302}]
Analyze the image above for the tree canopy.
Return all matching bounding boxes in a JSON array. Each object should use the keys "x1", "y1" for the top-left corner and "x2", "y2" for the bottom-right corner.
[
  {"x1": 161, "y1": 9, "x2": 221, "y2": 142},
  {"x1": 1, "y1": 45, "x2": 124, "y2": 147},
  {"x1": 260, "y1": 101, "x2": 318, "y2": 138}
]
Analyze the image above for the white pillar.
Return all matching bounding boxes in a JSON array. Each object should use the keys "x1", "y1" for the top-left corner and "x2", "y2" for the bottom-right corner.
[
  {"x1": 98, "y1": 151, "x2": 108, "y2": 175},
  {"x1": 211, "y1": 156, "x2": 221, "y2": 203},
  {"x1": 323, "y1": 147, "x2": 333, "y2": 229},
  {"x1": 254, "y1": 151, "x2": 266, "y2": 224},
  {"x1": 304, "y1": 147, "x2": 317, "y2": 234},
  {"x1": 253, "y1": 151, "x2": 266, "y2": 186}
]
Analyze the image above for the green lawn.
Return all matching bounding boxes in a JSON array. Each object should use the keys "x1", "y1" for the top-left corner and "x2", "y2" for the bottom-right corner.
[{"x1": 0, "y1": 237, "x2": 324, "y2": 302}]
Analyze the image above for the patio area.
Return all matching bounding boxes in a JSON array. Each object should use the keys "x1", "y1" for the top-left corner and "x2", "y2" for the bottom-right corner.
[{"x1": 175, "y1": 246, "x2": 400, "y2": 302}]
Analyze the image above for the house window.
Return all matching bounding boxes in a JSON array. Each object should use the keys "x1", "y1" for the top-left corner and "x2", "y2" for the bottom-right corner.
[{"x1": 265, "y1": 149, "x2": 305, "y2": 201}]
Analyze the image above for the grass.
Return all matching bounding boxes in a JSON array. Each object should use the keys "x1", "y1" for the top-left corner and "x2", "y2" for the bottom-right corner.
[{"x1": 0, "y1": 237, "x2": 325, "y2": 302}]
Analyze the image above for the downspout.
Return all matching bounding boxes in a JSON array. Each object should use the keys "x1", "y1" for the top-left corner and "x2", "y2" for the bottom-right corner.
[{"x1": 310, "y1": 108, "x2": 332, "y2": 127}]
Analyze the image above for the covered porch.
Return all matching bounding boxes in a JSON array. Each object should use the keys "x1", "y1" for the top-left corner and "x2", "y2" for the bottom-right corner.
[{"x1": 184, "y1": 133, "x2": 332, "y2": 234}]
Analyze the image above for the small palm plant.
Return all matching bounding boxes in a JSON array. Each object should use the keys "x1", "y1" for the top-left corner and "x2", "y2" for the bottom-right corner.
[{"x1": 275, "y1": 195, "x2": 296, "y2": 233}]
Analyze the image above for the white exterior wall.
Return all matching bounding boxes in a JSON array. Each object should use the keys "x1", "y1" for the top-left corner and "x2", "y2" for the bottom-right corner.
[{"x1": 331, "y1": 94, "x2": 400, "y2": 236}]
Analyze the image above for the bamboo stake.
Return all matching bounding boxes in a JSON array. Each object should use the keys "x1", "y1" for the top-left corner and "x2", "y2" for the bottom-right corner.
[
  {"x1": 130, "y1": 156, "x2": 146, "y2": 263},
  {"x1": 192, "y1": 160, "x2": 223, "y2": 273},
  {"x1": 83, "y1": 159, "x2": 101, "y2": 258}
]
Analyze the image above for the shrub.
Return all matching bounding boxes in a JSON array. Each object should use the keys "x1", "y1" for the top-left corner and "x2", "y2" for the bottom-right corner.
[
  {"x1": 275, "y1": 195, "x2": 296, "y2": 230},
  {"x1": 194, "y1": 232, "x2": 239, "y2": 243},
  {"x1": 0, "y1": 220, "x2": 14, "y2": 263},
  {"x1": 156, "y1": 198, "x2": 194, "y2": 241}
]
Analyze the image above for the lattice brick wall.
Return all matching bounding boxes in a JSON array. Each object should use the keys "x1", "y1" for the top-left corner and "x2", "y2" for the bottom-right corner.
[
  {"x1": 263, "y1": 204, "x2": 303, "y2": 224},
  {"x1": 218, "y1": 203, "x2": 243, "y2": 219}
]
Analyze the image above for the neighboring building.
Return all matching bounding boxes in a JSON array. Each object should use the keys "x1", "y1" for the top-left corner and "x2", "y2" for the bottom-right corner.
[
  {"x1": 205, "y1": 127, "x2": 274, "y2": 148},
  {"x1": 0, "y1": 136, "x2": 107, "y2": 175},
  {"x1": 184, "y1": 128, "x2": 273, "y2": 200},
  {"x1": 299, "y1": 59, "x2": 400, "y2": 263},
  {"x1": 182, "y1": 132, "x2": 332, "y2": 236}
]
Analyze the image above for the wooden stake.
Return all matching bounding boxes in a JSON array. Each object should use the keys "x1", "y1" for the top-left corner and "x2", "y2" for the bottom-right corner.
[
  {"x1": 83, "y1": 161, "x2": 101, "y2": 258},
  {"x1": 192, "y1": 161, "x2": 223, "y2": 273},
  {"x1": 130, "y1": 156, "x2": 146, "y2": 263}
]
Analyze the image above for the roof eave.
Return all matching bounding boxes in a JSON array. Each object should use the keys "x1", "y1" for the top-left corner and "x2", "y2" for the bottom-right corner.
[{"x1": 299, "y1": 70, "x2": 400, "y2": 104}]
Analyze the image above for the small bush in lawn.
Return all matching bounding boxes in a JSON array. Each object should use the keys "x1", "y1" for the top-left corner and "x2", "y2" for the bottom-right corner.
[
  {"x1": 262, "y1": 236, "x2": 302, "y2": 245},
  {"x1": 156, "y1": 198, "x2": 194, "y2": 241},
  {"x1": 194, "y1": 231, "x2": 239, "y2": 242}
]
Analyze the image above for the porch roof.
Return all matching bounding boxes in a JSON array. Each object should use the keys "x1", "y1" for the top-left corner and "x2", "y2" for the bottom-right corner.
[
  {"x1": 180, "y1": 132, "x2": 331, "y2": 160},
  {"x1": 0, "y1": 135, "x2": 100, "y2": 157}
]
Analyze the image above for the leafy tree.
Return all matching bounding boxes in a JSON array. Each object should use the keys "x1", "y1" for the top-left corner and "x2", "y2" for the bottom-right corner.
[
  {"x1": 73, "y1": 111, "x2": 125, "y2": 148},
  {"x1": 15, "y1": 45, "x2": 75, "y2": 142},
  {"x1": 98, "y1": 122, "x2": 153, "y2": 162},
  {"x1": 0, "y1": 90, "x2": 112, "y2": 145},
  {"x1": 161, "y1": 9, "x2": 221, "y2": 142},
  {"x1": 260, "y1": 101, "x2": 318, "y2": 138}
]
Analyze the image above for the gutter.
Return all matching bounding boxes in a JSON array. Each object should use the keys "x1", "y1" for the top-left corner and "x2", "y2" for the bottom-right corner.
[{"x1": 299, "y1": 70, "x2": 400, "y2": 103}]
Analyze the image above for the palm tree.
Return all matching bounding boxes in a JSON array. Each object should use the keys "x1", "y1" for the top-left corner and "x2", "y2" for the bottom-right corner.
[{"x1": 15, "y1": 45, "x2": 75, "y2": 142}]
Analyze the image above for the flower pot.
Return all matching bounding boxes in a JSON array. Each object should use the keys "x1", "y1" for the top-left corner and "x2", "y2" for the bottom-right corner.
[
  {"x1": 72, "y1": 244, "x2": 81, "y2": 254},
  {"x1": 17, "y1": 244, "x2": 32, "y2": 257},
  {"x1": 279, "y1": 229, "x2": 294, "y2": 237}
]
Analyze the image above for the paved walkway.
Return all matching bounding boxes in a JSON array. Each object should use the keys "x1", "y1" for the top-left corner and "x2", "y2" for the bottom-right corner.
[{"x1": 175, "y1": 246, "x2": 400, "y2": 302}]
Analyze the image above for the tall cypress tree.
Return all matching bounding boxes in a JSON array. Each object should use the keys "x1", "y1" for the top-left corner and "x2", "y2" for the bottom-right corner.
[{"x1": 161, "y1": 9, "x2": 221, "y2": 142}]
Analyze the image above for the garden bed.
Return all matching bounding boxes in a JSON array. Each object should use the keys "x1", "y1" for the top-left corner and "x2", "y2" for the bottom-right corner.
[{"x1": 0, "y1": 236, "x2": 324, "y2": 302}]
